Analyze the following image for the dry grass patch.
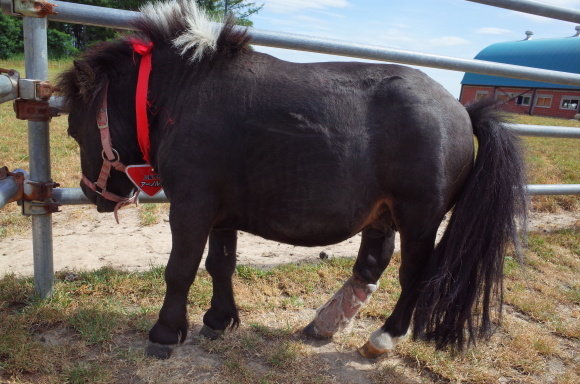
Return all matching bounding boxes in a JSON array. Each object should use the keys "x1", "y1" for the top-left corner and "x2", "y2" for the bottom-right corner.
[
  {"x1": 504, "y1": 228, "x2": 579, "y2": 338},
  {"x1": 1, "y1": 230, "x2": 578, "y2": 384},
  {"x1": 506, "y1": 114, "x2": 580, "y2": 213}
]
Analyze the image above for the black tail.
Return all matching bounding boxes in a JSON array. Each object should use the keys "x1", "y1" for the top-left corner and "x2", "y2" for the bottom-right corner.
[{"x1": 412, "y1": 100, "x2": 527, "y2": 351}]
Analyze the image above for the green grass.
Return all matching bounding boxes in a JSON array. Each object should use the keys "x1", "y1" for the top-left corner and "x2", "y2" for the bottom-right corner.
[
  {"x1": 0, "y1": 237, "x2": 577, "y2": 383},
  {"x1": 0, "y1": 58, "x2": 71, "y2": 82},
  {"x1": 0, "y1": 60, "x2": 578, "y2": 383},
  {"x1": 507, "y1": 114, "x2": 580, "y2": 212},
  {"x1": 138, "y1": 203, "x2": 163, "y2": 226}
]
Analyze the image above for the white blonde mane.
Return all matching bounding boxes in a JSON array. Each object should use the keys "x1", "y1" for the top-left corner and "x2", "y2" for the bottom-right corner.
[{"x1": 139, "y1": 0, "x2": 223, "y2": 62}]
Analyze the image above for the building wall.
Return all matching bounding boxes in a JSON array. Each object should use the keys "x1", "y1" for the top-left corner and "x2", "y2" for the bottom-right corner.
[{"x1": 460, "y1": 85, "x2": 580, "y2": 119}]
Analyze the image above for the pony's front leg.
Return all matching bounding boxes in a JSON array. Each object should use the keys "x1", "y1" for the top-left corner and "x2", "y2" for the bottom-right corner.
[
  {"x1": 200, "y1": 229, "x2": 239, "y2": 340},
  {"x1": 147, "y1": 202, "x2": 213, "y2": 359},
  {"x1": 304, "y1": 228, "x2": 395, "y2": 338}
]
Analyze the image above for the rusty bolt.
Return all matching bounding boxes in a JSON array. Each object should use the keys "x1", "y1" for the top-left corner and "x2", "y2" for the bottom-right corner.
[
  {"x1": 33, "y1": 1, "x2": 58, "y2": 17},
  {"x1": 38, "y1": 81, "x2": 56, "y2": 100}
]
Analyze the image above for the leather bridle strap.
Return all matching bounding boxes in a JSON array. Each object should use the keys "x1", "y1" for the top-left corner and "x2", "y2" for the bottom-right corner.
[
  {"x1": 81, "y1": 39, "x2": 155, "y2": 223},
  {"x1": 82, "y1": 82, "x2": 139, "y2": 223}
]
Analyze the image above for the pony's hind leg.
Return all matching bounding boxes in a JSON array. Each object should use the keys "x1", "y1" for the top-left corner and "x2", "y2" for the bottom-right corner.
[
  {"x1": 359, "y1": 219, "x2": 439, "y2": 358},
  {"x1": 200, "y1": 229, "x2": 239, "y2": 340},
  {"x1": 147, "y1": 202, "x2": 214, "y2": 359},
  {"x1": 304, "y1": 227, "x2": 396, "y2": 339}
]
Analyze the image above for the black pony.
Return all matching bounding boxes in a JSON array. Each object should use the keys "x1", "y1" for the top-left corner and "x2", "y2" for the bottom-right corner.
[{"x1": 58, "y1": 0, "x2": 527, "y2": 359}]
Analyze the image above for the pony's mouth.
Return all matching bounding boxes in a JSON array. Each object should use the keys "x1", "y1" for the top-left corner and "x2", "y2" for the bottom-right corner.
[
  {"x1": 80, "y1": 182, "x2": 97, "y2": 205},
  {"x1": 96, "y1": 196, "x2": 119, "y2": 213},
  {"x1": 80, "y1": 181, "x2": 119, "y2": 213}
]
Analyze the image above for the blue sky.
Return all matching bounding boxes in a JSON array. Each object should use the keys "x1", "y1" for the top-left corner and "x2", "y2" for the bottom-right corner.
[{"x1": 249, "y1": 0, "x2": 580, "y2": 98}]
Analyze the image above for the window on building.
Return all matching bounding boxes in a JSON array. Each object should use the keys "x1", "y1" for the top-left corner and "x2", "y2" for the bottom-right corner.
[
  {"x1": 475, "y1": 91, "x2": 488, "y2": 101},
  {"x1": 535, "y1": 96, "x2": 552, "y2": 108},
  {"x1": 560, "y1": 97, "x2": 579, "y2": 110},
  {"x1": 496, "y1": 94, "x2": 510, "y2": 102},
  {"x1": 516, "y1": 95, "x2": 531, "y2": 106}
]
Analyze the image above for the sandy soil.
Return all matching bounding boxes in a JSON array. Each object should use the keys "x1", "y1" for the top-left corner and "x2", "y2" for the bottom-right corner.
[
  {"x1": 1, "y1": 205, "x2": 578, "y2": 277},
  {"x1": 1, "y1": 205, "x2": 578, "y2": 383}
]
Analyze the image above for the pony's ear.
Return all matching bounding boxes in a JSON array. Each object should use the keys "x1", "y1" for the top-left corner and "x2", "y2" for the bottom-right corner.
[{"x1": 73, "y1": 60, "x2": 96, "y2": 102}]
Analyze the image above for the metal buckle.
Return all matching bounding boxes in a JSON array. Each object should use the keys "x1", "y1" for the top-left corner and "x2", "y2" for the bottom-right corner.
[
  {"x1": 101, "y1": 148, "x2": 120, "y2": 162},
  {"x1": 97, "y1": 108, "x2": 109, "y2": 129}
]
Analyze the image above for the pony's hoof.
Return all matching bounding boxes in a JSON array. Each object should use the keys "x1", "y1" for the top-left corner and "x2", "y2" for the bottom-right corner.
[
  {"x1": 146, "y1": 341, "x2": 174, "y2": 359},
  {"x1": 358, "y1": 340, "x2": 386, "y2": 359},
  {"x1": 199, "y1": 324, "x2": 224, "y2": 340},
  {"x1": 303, "y1": 321, "x2": 332, "y2": 339}
]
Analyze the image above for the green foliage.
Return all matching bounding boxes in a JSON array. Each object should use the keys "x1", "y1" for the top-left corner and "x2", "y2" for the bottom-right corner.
[
  {"x1": 0, "y1": 13, "x2": 23, "y2": 59},
  {"x1": 0, "y1": 0, "x2": 263, "y2": 60},
  {"x1": 47, "y1": 0, "x2": 144, "y2": 52},
  {"x1": 198, "y1": 0, "x2": 264, "y2": 26},
  {"x1": 47, "y1": 27, "x2": 80, "y2": 59}
]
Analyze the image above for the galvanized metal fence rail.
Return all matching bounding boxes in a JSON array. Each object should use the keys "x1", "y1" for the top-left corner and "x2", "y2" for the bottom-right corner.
[
  {"x1": 467, "y1": 0, "x2": 580, "y2": 24},
  {"x1": 0, "y1": 0, "x2": 579, "y2": 297}
]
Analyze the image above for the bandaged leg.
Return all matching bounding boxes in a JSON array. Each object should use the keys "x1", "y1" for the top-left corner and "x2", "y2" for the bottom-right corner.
[{"x1": 304, "y1": 276, "x2": 378, "y2": 338}]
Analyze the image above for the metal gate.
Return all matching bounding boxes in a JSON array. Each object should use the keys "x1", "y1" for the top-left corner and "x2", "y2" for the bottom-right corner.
[{"x1": 1, "y1": 0, "x2": 579, "y2": 297}]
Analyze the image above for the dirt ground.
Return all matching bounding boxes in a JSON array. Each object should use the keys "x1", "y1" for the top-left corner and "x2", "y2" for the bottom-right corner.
[
  {"x1": 0, "y1": 205, "x2": 579, "y2": 383},
  {"x1": 0, "y1": 205, "x2": 578, "y2": 277}
]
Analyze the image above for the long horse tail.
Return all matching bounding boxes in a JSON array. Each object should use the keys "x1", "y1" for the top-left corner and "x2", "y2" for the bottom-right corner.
[{"x1": 412, "y1": 100, "x2": 528, "y2": 351}]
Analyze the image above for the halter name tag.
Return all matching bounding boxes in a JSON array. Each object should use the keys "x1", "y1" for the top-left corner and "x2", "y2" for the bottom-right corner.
[{"x1": 125, "y1": 165, "x2": 163, "y2": 197}]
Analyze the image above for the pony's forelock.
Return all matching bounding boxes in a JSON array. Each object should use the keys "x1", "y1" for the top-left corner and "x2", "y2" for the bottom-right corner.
[{"x1": 139, "y1": 0, "x2": 222, "y2": 62}]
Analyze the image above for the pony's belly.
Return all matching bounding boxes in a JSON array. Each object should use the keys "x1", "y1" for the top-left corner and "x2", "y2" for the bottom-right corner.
[
  {"x1": 233, "y1": 212, "x2": 362, "y2": 247},
  {"x1": 241, "y1": 226, "x2": 356, "y2": 248}
]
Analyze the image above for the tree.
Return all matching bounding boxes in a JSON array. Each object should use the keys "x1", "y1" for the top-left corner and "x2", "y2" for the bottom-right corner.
[
  {"x1": 48, "y1": 0, "x2": 148, "y2": 51},
  {"x1": 0, "y1": 13, "x2": 23, "y2": 59},
  {"x1": 47, "y1": 28, "x2": 80, "y2": 59},
  {"x1": 197, "y1": 0, "x2": 263, "y2": 26},
  {"x1": 0, "y1": 0, "x2": 263, "y2": 59},
  {"x1": 0, "y1": 13, "x2": 77, "y2": 59}
]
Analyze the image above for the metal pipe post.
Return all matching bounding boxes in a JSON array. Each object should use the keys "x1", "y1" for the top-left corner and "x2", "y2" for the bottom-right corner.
[
  {"x1": 527, "y1": 184, "x2": 580, "y2": 195},
  {"x1": 23, "y1": 16, "x2": 54, "y2": 298},
  {"x1": 466, "y1": 0, "x2": 580, "y2": 24},
  {"x1": 0, "y1": 74, "x2": 13, "y2": 97},
  {"x1": 0, "y1": 176, "x2": 20, "y2": 209},
  {"x1": 509, "y1": 124, "x2": 580, "y2": 138},
  {"x1": 46, "y1": 1, "x2": 580, "y2": 87}
]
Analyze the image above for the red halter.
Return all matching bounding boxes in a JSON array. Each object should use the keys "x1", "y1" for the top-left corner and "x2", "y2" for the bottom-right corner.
[{"x1": 81, "y1": 39, "x2": 154, "y2": 223}]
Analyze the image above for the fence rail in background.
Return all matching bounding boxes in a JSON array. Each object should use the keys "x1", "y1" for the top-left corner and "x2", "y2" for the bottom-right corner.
[
  {"x1": 1, "y1": 0, "x2": 579, "y2": 298},
  {"x1": 466, "y1": 0, "x2": 580, "y2": 24},
  {"x1": 509, "y1": 124, "x2": 580, "y2": 138},
  {"x1": 48, "y1": 183, "x2": 580, "y2": 205},
  {"x1": 37, "y1": 1, "x2": 579, "y2": 88}
]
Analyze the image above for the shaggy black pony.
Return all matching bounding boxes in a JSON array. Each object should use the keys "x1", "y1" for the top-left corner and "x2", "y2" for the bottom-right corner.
[{"x1": 58, "y1": 0, "x2": 527, "y2": 359}]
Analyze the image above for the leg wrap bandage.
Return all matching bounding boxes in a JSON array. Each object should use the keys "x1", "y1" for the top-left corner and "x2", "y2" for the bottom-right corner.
[{"x1": 307, "y1": 276, "x2": 378, "y2": 338}]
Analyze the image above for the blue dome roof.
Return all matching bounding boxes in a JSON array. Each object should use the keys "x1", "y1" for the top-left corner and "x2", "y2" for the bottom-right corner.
[{"x1": 461, "y1": 36, "x2": 580, "y2": 89}]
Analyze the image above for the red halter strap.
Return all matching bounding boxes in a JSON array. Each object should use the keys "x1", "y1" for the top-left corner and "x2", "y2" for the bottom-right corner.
[
  {"x1": 81, "y1": 39, "x2": 154, "y2": 223},
  {"x1": 131, "y1": 39, "x2": 154, "y2": 164}
]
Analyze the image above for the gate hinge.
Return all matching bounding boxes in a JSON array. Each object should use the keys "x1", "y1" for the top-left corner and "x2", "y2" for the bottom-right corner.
[
  {"x1": 21, "y1": 199, "x2": 61, "y2": 215},
  {"x1": 20, "y1": 179, "x2": 62, "y2": 215},
  {"x1": 14, "y1": 99, "x2": 60, "y2": 121},
  {"x1": 0, "y1": 166, "x2": 61, "y2": 214},
  {"x1": 23, "y1": 179, "x2": 60, "y2": 201}
]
